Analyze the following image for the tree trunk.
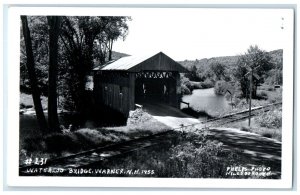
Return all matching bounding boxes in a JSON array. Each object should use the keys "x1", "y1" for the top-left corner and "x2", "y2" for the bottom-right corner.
[
  {"x1": 47, "y1": 16, "x2": 61, "y2": 132},
  {"x1": 21, "y1": 16, "x2": 48, "y2": 132},
  {"x1": 108, "y1": 39, "x2": 113, "y2": 61}
]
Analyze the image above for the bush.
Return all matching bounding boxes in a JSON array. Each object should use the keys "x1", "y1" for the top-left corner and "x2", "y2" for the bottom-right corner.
[
  {"x1": 200, "y1": 78, "x2": 214, "y2": 89},
  {"x1": 241, "y1": 126, "x2": 250, "y2": 132},
  {"x1": 180, "y1": 75, "x2": 214, "y2": 94},
  {"x1": 258, "y1": 91, "x2": 268, "y2": 97},
  {"x1": 190, "y1": 81, "x2": 202, "y2": 90},
  {"x1": 214, "y1": 80, "x2": 228, "y2": 95},
  {"x1": 180, "y1": 76, "x2": 193, "y2": 94},
  {"x1": 256, "y1": 91, "x2": 268, "y2": 100},
  {"x1": 255, "y1": 109, "x2": 282, "y2": 128},
  {"x1": 161, "y1": 130, "x2": 242, "y2": 178},
  {"x1": 181, "y1": 84, "x2": 192, "y2": 95},
  {"x1": 235, "y1": 98, "x2": 248, "y2": 110}
]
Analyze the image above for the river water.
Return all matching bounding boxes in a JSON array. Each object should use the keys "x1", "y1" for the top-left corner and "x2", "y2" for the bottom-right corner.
[{"x1": 181, "y1": 88, "x2": 231, "y2": 118}]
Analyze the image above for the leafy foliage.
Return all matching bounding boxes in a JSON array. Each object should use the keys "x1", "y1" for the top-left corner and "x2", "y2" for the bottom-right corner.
[
  {"x1": 234, "y1": 45, "x2": 274, "y2": 98},
  {"x1": 255, "y1": 108, "x2": 282, "y2": 128},
  {"x1": 20, "y1": 16, "x2": 50, "y2": 95},
  {"x1": 20, "y1": 16, "x2": 131, "y2": 113},
  {"x1": 214, "y1": 80, "x2": 231, "y2": 95},
  {"x1": 210, "y1": 62, "x2": 228, "y2": 81},
  {"x1": 179, "y1": 48, "x2": 282, "y2": 95}
]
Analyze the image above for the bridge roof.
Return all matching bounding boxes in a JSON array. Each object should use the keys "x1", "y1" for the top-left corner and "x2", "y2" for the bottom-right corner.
[{"x1": 93, "y1": 52, "x2": 187, "y2": 73}]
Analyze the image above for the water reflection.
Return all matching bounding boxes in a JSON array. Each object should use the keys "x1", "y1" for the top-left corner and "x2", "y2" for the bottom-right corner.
[{"x1": 182, "y1": 88, "x2": 231, "y2": 118}]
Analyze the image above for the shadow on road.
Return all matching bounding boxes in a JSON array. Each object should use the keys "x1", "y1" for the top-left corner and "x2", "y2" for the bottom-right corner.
[{"x1": 207, "y1": 128, "x2": 281, "y2": 168}]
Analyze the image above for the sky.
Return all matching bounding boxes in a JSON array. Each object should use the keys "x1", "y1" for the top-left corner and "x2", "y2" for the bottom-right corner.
[{"x1": 113, "y1": 8, "x2": 290, "y2": 61}]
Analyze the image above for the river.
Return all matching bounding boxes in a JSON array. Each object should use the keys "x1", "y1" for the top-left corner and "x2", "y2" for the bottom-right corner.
[{"x1": 181, "y1": 88, "x2": 231, "y2": 118}]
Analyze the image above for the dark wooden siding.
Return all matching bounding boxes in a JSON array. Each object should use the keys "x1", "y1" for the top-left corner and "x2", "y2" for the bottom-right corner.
[{"x1": 94, "y1": 72, "x2": 135, "y2": 116}]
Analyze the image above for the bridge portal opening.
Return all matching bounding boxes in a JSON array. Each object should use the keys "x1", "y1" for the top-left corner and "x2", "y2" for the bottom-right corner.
[{"x1": 135, "y1": 71, "x2": 176, "y2": 105}]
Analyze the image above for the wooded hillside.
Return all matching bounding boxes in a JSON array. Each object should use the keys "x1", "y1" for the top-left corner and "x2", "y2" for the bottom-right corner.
[{"x1": 179, "y1": 49, "x2": 283, "y2": 70}]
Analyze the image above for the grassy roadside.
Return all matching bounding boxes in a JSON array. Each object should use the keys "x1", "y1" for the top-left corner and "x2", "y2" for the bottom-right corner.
[
  {"x1": 222, "y1": 108, "x2": 282, "y2": 141},
  {"x1": 19, "y1": 109, "x2": 171, "y2": 166},
  {"x1": 97, "y1": 127, "x2": 281, "y2": 179}
]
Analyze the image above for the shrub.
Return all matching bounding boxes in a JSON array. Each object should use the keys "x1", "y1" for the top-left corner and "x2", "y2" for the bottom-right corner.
[
  {"x1": 255, "y1": 109, "x2": 282, "y2": 128},
  {"x1": 165, "y1": 130, "x2": 241, "y2": 178},
  {"x1": 181, "y1": 84, "x2": 191, "y2": 95},
  {"x1": 241, "y1": 126, "x2": 250, "y2": 132},
  {"x1": 201, "y1": 78, "x2": 214, "y2": 89},
  {"x1": 235, "y1": 98, "x2": 248, "y2": 110},
  {"x1": 190, "y1": 81, "x2": 202, "y2": 90},
  {"x1": 256, "y1": 91, "x2": 268, "y2": 100},
  {"x1": 258, "y1": 91, "x2": 268, "y2": 97},
  {"x1": 180, "y1": 76, "x2": 193, "y2": 94},
  {"x1": 214, "y1": 80, "x2": 228, "y2": 95}
]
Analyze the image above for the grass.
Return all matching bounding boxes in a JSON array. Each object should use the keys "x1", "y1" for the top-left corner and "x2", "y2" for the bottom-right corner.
[
  {"x1": 19, "y1": 109, "x2": 171, "y2": 166},
  {"x1": 223, "y1": 85, "x2": 282, "y2": 116},
  {"x1": 222, "y1": 111, "x2": 282, "y2": 142},
  {"x1": 20, "y1": 93, "x2": 48, "y2": 109}
]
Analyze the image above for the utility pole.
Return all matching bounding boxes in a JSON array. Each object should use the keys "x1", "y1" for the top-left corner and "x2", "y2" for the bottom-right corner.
[
  {"x1": 245, "y1": 65, "x2": 260, "y2": 127},
  {"x1": 248, "y1": 69, "x2": 253, "y2": 127}
]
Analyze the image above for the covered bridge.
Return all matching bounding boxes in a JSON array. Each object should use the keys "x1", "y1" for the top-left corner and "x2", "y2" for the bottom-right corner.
[{"x1": 93, "y1": 52, "x2": 187, "y2": 116}]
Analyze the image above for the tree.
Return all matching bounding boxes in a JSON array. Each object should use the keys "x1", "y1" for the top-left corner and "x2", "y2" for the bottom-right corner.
[
  {"x1": 234, "y1": 45, "x2": 274, "y2": 98},
  {"x1": 20, "y1": 16, "x2": 130, "y2": 119},
  {"x1": 20, "y1": 16, "x2": 49, "y2": 95},
  {"x1": 47, "y1": 16, "x2": 62, "y2": 132},
  {"x1": 21, "y1": 16, "x2": 48, "y2": 132},
  {"x1": 185, "y1": 65, "x2": 200, "y2": 81},
  {"x1": 59, "y1": 16, "x2": 130, "y2": 113},
  {"x1": 94, "y1": 17, "x2": 130, "y2": 63},
  {"x1": 210, "y1": 62, "x2": 226, "y2": 81}
]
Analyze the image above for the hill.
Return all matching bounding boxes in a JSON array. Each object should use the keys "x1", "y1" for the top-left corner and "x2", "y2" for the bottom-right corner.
[{"x1": 178, "y1": 49, "x2": 283, "y2": 70}]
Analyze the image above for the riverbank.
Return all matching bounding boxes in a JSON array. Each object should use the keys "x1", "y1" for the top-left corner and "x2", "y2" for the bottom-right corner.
[
  {"x1": 181, "y1": 88, "x2": 231, "y2": 118},
  {"x1": 180, "y1": 87, "x2": 282, "y2": 141}
]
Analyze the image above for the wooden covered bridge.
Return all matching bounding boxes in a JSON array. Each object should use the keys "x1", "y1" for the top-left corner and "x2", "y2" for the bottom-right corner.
[{"x1": 93, "y1": 52, "x2": 187, "y2": 116}]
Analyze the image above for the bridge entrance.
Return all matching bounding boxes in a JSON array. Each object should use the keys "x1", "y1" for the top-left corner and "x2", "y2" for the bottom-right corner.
[{"x1": 135, "y1": 71, "x2": 176, "y2": 105}]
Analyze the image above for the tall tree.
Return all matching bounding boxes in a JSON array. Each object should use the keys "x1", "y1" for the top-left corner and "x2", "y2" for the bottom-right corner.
[
  {"x1": 59, "y1": 16, "x2": 129, "y2": 113},
  {"x1": 234, "y1": 45, "x2": 274, "y2": 98},
  {"x1": 47, "y1": 16, "x2": 62, "y2": 132},
  {"x1": 20, "y1": 16, "x2": 49, "y2": 95},
  {"x1": 21, "y1": 16, "x2": 48, "y2": 132}
]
